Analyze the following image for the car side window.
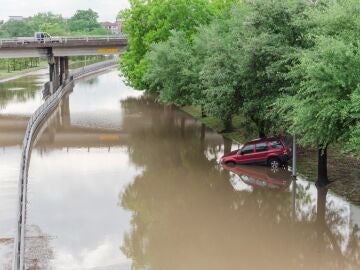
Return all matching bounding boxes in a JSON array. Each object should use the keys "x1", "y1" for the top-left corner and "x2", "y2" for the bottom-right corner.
[
  {"x1": 255, "y1": 142, "x2": 268, "y2": 152},
  {"x1": 241, "y1": 144, "x2": 254, "y2": 155},
  {"x1": 269, "y1": 140, "x2": 282, "y2": 149}
]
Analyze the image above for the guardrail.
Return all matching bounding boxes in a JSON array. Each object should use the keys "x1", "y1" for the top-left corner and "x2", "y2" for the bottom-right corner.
[
  {"x1": 0, "y1": 35, "x2": 127, "y2": 46},
  {"x1": 70, "y1": 59, "x2": 118, "y2": 79},
  {"x1": 12, "y1": 59, "x2": 118, "y2": 270},
  {"x1": 13, "y1": 80, "x2": 73, "y2": 270}
]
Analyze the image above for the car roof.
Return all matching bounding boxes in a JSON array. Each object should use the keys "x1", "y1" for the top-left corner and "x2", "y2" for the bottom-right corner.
[{"x1": 247, "y1": 136, "x2": 282, "y2": 144}]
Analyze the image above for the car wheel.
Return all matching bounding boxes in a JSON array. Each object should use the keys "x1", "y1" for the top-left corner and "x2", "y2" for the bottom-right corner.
[
  {"x1": 225, "y1": 161, "x2": 236, "y2": 166},
  {"x1": 268, "y1": 158, "x2": 280, "y2": 170}
]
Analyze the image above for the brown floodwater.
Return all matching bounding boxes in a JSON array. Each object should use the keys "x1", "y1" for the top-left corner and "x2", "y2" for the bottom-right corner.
[{"x1": 1, "y1": 69, "x2": 360, "y2": 269}]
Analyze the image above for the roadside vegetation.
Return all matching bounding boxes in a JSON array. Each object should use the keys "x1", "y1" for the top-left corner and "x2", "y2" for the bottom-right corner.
[
  {"x1": 0, "y1": 9, "x2": 111, "y2": 37},
  {"x1": 119, "y1": 0, "x2": 360, "y2": 186},
  {"x1": 0, "y1": 58, "x2": 46, "y2": 79}
]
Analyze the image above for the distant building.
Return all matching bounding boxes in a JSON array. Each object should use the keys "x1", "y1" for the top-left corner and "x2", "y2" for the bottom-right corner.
[
  {"x1": 8, "y1": 16, "x2": 27, "y2": 22},
  {"x1": 101, "y1": 20, "x2": 122, "y2": 35}
]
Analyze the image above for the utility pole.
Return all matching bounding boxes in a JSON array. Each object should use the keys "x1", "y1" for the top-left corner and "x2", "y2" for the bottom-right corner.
[{"x1": 292, "y1": 134, "x2": 297, "y2": 177}]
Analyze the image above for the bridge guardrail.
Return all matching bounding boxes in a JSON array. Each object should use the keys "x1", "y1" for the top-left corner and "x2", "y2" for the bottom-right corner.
[
  {"x1": 13, "y1": 59, "x2": 118, "y2": 270},
  {"x1": 0, "y1": 35, "x2": 127, "y2": 46}
]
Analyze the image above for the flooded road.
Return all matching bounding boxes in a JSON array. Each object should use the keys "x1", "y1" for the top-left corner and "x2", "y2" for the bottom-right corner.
[{"x1": 1, "y1": 69, "x2": 360, "y2": 269}]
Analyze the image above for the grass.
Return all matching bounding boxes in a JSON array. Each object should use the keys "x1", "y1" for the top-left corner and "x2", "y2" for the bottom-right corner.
[
  {"x1": 0, "y1": 61, "x2": 48, "y2": 80},
  {"x1": 181, "y1": 105, "x2": 257, "y2": 144}
]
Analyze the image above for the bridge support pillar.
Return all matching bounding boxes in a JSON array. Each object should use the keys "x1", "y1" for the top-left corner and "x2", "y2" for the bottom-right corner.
[
  {"x1": 59, "y1": 56, "x2": 70, "y2": 84},
  {"x1": 60, "y1": 57, "x2": 65, "y2": 85},
  {"x1": 54, "y1": 57, "x2": 60, "y2": 90},
  {"x1": 48, "y1": 55, "x2": 55, "y2": 94},
  {"x1": 48, "y1": 55, "x2": 60, "y2": 94},
  {"x1": 64, "y1": 57, "x2": 69, "y2": 80},
  {"x1": 47, "y1": 55, "x2": 70, "y2": 95}
]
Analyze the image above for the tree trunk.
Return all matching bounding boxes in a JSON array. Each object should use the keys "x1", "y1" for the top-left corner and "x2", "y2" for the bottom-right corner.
[
  {"x1": 201, "y1": 104, "x2": 206, "y2": 118},
  {"x1": 317, "y1": 144, "x2": 330, "y2": 186},
  {"x1": 223, "y1": 136, "x2": 232, "y2": 155},
  {"x1": 223, "y1": 117, "x2": 233, "y2": 132},
  {"x1": 259, "y1": 129, "x2": 266, "y2": 139},
  {"x1": 258, "y1": 122, "x2": 266, "y2": 138}
]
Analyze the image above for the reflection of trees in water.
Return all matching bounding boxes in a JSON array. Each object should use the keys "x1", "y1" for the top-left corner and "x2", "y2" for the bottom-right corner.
[
  {"x1": 0, "y1": 76, "x2": 41, "y2": 109},
  {"x1": 119, "y1": 95, "x2": 360, "y2": 270}
]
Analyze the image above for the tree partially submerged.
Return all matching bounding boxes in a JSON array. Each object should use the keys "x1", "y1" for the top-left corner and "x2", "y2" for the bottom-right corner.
[
  {"x1": 277, "y1": 0, "x2": 360, "y2": 185},
  {"x1": 145, "y1": 31, "x2": 196, "y2": 106},
  {"x1": 197, "y1": 7, "x2": 246, "y2": 132},
  {"x1": 240, "y1": 0, "x2": 309, "y2": 138}
]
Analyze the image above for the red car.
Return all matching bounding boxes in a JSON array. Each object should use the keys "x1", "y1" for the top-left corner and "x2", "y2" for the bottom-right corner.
[{"x1": 221, "y1": 137, "x2": 291, "y2": 169}]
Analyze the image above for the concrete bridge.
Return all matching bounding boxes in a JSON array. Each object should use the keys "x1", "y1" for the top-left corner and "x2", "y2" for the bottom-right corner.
[{"x1": 0, "y1": 35, "x2": 128, "y2": 94}]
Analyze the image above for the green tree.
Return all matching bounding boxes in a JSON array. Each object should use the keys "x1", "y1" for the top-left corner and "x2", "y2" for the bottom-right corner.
[
  {"x1": 28, "y1": 12, "x2": 68, "y2": 35},
  {"x1": 68, "y1": 9, "x2": 103, "y2": 33},
  {"x1": 119, "y1": 0, "x2": 214, "y2": 89},
  {"x1": 144, "y1": 3, "x2": 247, "y2": 128},
  {"x1": 0, "y1": 20, "x2": 33, "y2": 37},
  {"x1": 145, "y1": 31, "x2": 195, "y2": 105},
  {"x1": 240, "y1": 0, "x2": 309, "y2": 137},
  {"x1": 197, "y1": 7, "x2": 247, "y2": 131},
  {"x1": 277, "y1": 0, "x2": 360, "y2": 184},
  {"x1": 347, "y1": 89, "x2": 360, "y2": 155}
]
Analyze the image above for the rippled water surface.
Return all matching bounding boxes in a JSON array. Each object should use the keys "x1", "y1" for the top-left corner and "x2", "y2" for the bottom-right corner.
[{"x1": 1, "y1": 69, "x2": 360, "y2": 270}]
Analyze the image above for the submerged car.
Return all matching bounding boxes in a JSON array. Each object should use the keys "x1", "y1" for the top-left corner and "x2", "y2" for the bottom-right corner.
[{"x1": 220, "y1": 137, "x2": 291, "y2": 169}]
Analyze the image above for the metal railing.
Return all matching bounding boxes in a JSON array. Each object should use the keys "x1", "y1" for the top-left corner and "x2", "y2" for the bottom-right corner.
[
  {"x1": 70, "y1": 59, "x2": 118, "y2": 79},
  {"x1": 0, "y1": 34, "x2": 127, "y2": 46},
  {"x1": 12, "y1": 59, "x2": 117, "y2": 270},
  {"x1": 13, "y1": 80, "x2": 73, "y2": 270}
]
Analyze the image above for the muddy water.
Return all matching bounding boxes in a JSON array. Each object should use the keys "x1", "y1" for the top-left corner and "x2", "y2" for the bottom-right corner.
[{"x1": 1, "y1": 69, "x2": 360, "y2": 269}]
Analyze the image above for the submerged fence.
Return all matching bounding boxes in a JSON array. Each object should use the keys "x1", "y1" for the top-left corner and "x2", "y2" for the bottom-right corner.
[{"x1": 12, "y1": 59, "x2": 118, "y2": 270}]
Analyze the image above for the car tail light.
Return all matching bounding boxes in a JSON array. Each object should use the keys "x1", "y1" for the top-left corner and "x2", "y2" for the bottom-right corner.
[{"x1": 283, "y1": 149, "x2": 288, "y2": 155}]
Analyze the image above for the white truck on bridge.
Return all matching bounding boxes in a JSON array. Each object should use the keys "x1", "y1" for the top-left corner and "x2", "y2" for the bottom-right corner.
[{"x1": 16, "y1": 32, "x2": 59, "y2": 44}]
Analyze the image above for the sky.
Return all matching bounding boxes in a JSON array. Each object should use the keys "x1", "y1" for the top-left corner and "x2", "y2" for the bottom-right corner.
[{"x1": 0, "y1": 0, "x2": 130, "y2": 22}]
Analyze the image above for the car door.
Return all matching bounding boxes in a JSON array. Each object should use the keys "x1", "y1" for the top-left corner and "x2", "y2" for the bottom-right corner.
[
  {"x1": 252, "y1": 142, "x2": 271, "y2": 164},
  {"x1": 236, "y1": 144, "x2": 255, "y2": 164}
]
